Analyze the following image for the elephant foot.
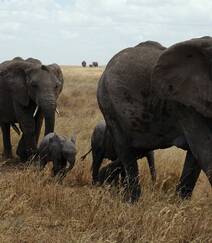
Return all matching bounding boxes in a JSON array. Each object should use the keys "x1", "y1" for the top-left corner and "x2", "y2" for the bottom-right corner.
[
  {"x1": 176, "y1": 184, "x2": 193, "y2": 200},
  {"x1": 2, "y1": 149, "x2": 13, "y2": 160},
  {"x1": 17, "y1": 149, "x2": 37, "y2": 163},
  {"x1": 16, "y1": 141, "x2": 38, "y2": 162},
  {"x1": 92, "y1": 176, "x2": 99, "y2": 185},
  {"x1": 16, "y1": 150, "x2": 28, "y2": 162},
  {"x1": 123, "y1": 183, "x2": 141, "y2": 204}
]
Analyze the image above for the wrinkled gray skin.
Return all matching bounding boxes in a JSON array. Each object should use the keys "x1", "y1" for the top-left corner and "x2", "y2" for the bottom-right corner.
[
  {"x1": 97, "y1": 37, "x2": 212, "y2": 203},
  {"x1": 81, "y1": 121, "x2": 156, "y2": 185},
  {"x1": 0, "y1": 57, "x2": 64, "y2": 160},
  {"x1": 38, "y1": 133, "x2": 76, "y2": 179}
]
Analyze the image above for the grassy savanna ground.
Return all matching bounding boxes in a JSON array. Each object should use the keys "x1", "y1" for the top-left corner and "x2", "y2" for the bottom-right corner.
[{"x1": 0, "y1": 66, "x2": 212, "y2": 242}]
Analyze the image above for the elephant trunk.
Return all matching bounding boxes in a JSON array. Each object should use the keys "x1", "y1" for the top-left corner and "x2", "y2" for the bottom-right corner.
[
  {"x1": 39, "y1": 97, "x2": 56, "y2": 135},
  {"x1": 44, "y1": 113, "x2": 55, "y2": 135}
]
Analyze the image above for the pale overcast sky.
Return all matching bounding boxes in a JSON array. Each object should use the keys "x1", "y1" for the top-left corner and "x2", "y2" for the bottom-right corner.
[{"x1": 0, "y1": 0, "x2": 212, "y2": 65}]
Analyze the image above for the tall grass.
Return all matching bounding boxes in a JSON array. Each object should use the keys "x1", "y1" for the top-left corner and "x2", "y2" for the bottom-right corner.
[{"x1": 0, "y1": 66, "x2": 211, "y2": 242}]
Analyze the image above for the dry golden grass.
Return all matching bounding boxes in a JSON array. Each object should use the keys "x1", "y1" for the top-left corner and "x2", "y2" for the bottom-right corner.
[{"x1": 0, "y1": 66, "x2": 211, "y2": 242}]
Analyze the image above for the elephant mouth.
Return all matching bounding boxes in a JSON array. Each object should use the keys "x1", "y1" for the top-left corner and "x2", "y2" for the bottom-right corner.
[
  {"x1": 50, "y1": 161, "x2": 74, "y2": 183},
  {"x1": 32, "y1": 105, "x2": 60, "y2": 118}
]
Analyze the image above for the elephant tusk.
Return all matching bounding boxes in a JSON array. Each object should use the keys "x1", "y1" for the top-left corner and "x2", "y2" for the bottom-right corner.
[
  {"x1": 33, "y1": 106, "x2": 39, "y2": 117},
  {"x1": 56, "y1": 108, "x2": 60, "y2": 116},
  {"x1": 11, "y1": 123, "x2": 21, "y2": 136},
  {"x1": 66, "y1": 161, "x2": 71, "y2": 169}
]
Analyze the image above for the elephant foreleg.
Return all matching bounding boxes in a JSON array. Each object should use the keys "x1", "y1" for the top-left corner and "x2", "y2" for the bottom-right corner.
[
  {"x1": 14, "y1": 104, "x2": 37, "y2": 161},
  {"x1": 1, "y1": 123, "x2": 13, "y2": 159},
  {"x1": 176, "y1": 150, "x2": 201, "y2": 199},
  {"x1": 178, "y1": 107, "x2": 212, "y2": 188},
  {"x1": 17, "y1": 133, "x2": 36, "y2": 161}
]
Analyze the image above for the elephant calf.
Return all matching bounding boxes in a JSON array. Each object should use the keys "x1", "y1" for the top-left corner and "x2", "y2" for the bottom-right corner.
[
  {"x1": 81, "y1": 121, "x2": 156, "y2": 185},
  {"x1": 38, "y1": 133, "x2": 76, "y2": 180}
]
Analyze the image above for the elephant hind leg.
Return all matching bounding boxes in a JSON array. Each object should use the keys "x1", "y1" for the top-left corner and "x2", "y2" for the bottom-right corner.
[
  {"x1": 91, "y1": 149, "x2": 104, "y2": 184},
  {"x1": 1, "y1": 123, "x2": 13, "y2": 159},
  {"x1": 114, "y1": 141, "x2": 140, "y2": 202},
  {"x1": 123, "y1": 155, "x2": 141, "y2": 203},
  {"x1": 107, "y1": 125, "x2": 141, "y2": 203}
]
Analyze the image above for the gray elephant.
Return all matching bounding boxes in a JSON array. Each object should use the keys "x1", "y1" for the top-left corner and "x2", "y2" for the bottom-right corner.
[
  {"x1": 92, "y1": 62, "x2": 98, "y2": 67},
  {"x1": 81, "y1": 121, "x2": 156, "y2": 185},
  {"x1": 38, "y1": 132, "x2": 76, "y2": 179},
  {"x1": 0, "y1": 57, "x2": 63, "y2": 160},
  {"x1": 97, "y1": 37, "x2": 212, "y2": 203}
]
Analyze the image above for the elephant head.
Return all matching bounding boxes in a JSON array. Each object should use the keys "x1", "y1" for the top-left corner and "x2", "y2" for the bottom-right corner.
[
  {"x1": 27, "y1": 64, "x2": 63, "y2": 134},
  {"x1": 152, "y1": 36, "x2": 212, "y2": 119},
  {"x1": 8, "y1": 60, "x2": 64, "y2": 135},
  {"x1": 25, "y1": 57, "x2": 42, "y2": 65}
]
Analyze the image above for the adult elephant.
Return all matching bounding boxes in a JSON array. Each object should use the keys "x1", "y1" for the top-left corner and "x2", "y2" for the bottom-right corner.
[
  {"x1": 0, "y1": 57, "x2": 63, "y2": 160},
  {"x1": 97, "y1": 37, "x2": 212, "y2": 203}
]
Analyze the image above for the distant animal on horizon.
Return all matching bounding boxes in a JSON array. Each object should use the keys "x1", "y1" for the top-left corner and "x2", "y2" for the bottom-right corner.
[
  {"x1": 0, "y1": 57, "x2": 63, "y2": 161},
  {"x1": 89, "y1": 64, "x2": 93, "y2": 67},
  {"x1": 82, "y1": 61, "x2": 86, "y2": 67},
  {"x1": 81, "y1": 121, "x2": 156, "y2": 185},
  {"x1": 38, "y1": 132, "x2": 77, "y2": 181},
  {"x1": 92, "y1": 61, "x2": 98, "y2": 67}
]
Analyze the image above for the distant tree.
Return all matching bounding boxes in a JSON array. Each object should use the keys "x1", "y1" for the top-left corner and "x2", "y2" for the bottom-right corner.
[{"x1": 89, "y1": 64, "x2": 93, "y2": 67}]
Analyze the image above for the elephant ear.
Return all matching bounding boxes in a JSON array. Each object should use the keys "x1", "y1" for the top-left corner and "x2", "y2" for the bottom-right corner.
[
  {"x1": 7, "y1": 60, "x2": 42, "y2": 107},
  {"x1": 152, "y1": 36, "x2": 212, "y2": 118},
  {"x1": 47, "y1": 64, "x2": 64, "y2": 85},
  {"x1": 9, "y1": 66, "x2": 31, "y2": 107}
]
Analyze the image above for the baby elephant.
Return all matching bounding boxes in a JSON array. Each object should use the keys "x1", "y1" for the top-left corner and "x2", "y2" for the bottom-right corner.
[
  {"x1": 81, "y1": 121, "x2": 156, "y2": 185},
  {"x1": 97, "y1": 159, "x2": 125, "y2": 186},
  {"x1": 38, "y1": 133, "x2": 77, "y2": 180}
]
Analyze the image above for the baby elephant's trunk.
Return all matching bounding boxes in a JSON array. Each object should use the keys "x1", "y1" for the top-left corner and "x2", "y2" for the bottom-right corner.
[{"x1": 54, "y1": 160, "x2": 75, "y2": 183}]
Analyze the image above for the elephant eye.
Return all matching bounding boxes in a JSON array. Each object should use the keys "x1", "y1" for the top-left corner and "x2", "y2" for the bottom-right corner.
[{"x1": 55, "y1": 82, "x2": 60, "y2": 89}]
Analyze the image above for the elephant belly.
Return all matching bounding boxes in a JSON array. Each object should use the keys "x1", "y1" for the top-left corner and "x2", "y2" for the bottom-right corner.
[{"x1": 131, "y1": 121, "x2": 179, "y2": 150}]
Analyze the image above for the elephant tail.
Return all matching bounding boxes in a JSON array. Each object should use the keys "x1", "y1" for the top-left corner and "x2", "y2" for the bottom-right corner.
[
  {"x1": 81, "y1": 148, "x2": 92, "y2": 161},
  {"x1": 11, "y1": 123, "x2": 21, "y2": 136}
]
